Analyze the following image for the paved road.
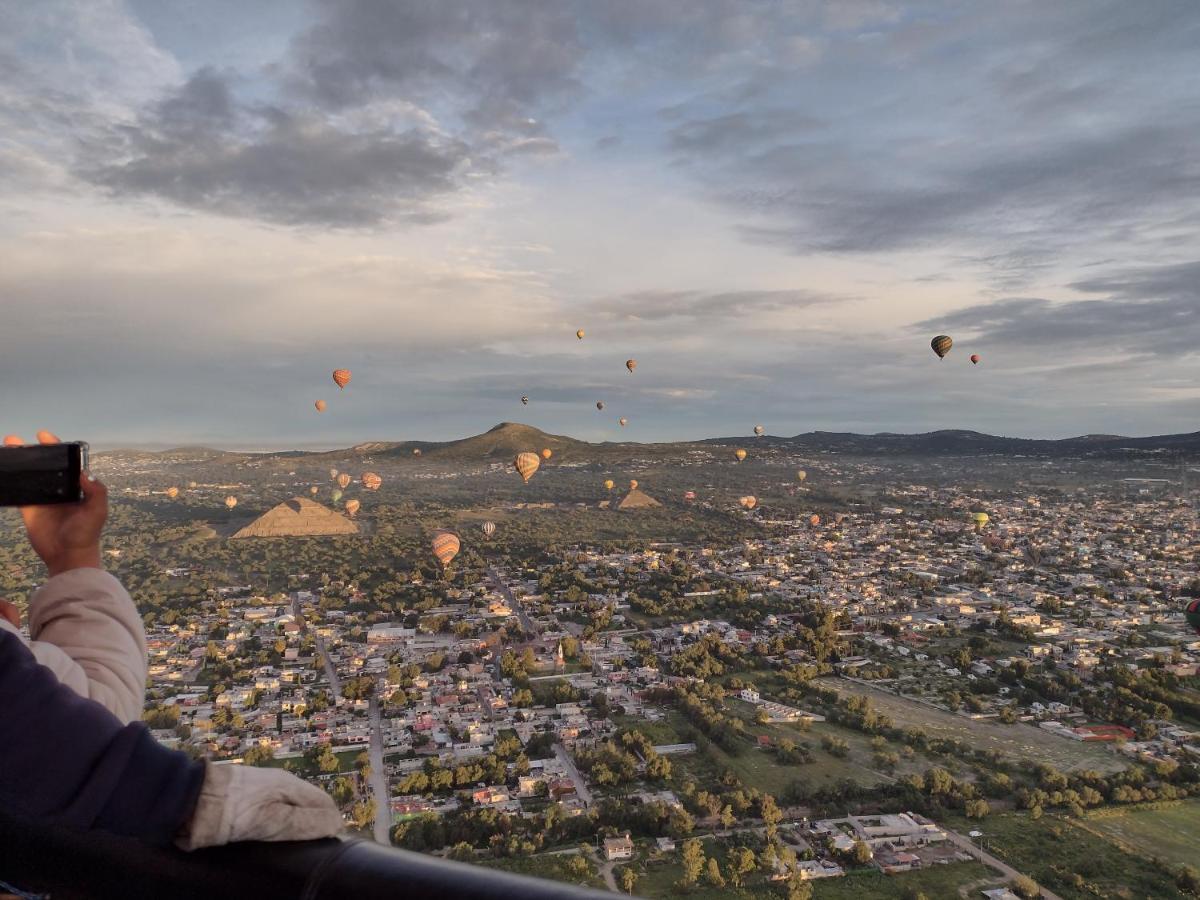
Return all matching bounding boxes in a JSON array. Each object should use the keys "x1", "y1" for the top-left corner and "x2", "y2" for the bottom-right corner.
[
  {"x1": 487, "y1": 566, "x2": 536, "y2": 635},
  {"x1": 552, "y1": 743, "x2": 593, "y2": 807},
  {"x1": 315, "y1": 635, "x2": 341, "y2": 702},
  {"x1": 367, "y1": 696, "x2": 392, "y2": 846},
  {"x1": 943, "y1": 826, "x2": 1063, "y2": 900}
]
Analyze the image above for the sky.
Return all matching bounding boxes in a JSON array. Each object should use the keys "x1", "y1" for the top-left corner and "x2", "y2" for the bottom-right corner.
[{"x1": 1, "y1": 0, "x2": 1198, "y2": 449}]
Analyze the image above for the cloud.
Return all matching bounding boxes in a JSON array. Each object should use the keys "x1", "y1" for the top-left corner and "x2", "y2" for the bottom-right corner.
[{"x1": 589, "y1": 288, "x2": 847, "y2": 323}]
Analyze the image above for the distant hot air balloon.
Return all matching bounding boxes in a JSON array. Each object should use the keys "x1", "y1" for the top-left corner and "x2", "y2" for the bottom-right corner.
[
  {"x1": 362, "y1": 472, "x2": 382, "y2": 491},
  {"x1": 310, "y1": 486, "x2": 319, "y2": 496},
  {"x1": 333, "y1": 369, "x2": 352, "y2": 389},
  {"x1": 740, "y1": 495, "x2": 757, "y2": 510},
  {"x1": 482, "y1": 521, "x2": 496, "y2": 538},
  {"x1": 330, "y1": 468, "x2": 339, "y2": 479},
  {"x1": 683, "y1": 491, "x2": 696, "y2": 503},
  {"x1": 165, "y1": 487, "x2": 179, "y2": 500},
  {"x1": 225, "y1": 496, "x2": 238, "y2": 510},
  {"x1": 596, "y1": 401, "x2": 605, "y2": 411},
  {"x1": 1186, "y1": 598, "x2": 1200, "y2": 635},
  {"x1": 431, "y1": 530, "x2": 460, "y2": 569},
  {"x1": 619, "y1": 417, "x2": 628, "y2": 427},
  {"x1": 337, "y1": 473, "x2": 352, "y2": 490},
  {"x1": 604, "y1": 479, "x2": 615, "y2": 491},
  {"x1": 521, "y1": 396, "x2": 529, "y2": 406},
  {"x1": 754, "y1": 425, "x2": 764, "y2": 437},
  {"x1": 734, "y1": 449, "x2": 747, "y2": 462},
  {"x1": 970, "y1": 354, "x2": 980, "y2": 365},
  {"x1": 797, "y1": 470, "x2": 807, "y2": 483},
  {"x1": 972, "y1": 511, "x2": 990, "y2": 533},
  {"x1": 332, "y1": 489, "x2": 343, "y2": 503},
  {"x1": 345, "y1": 499, "x2": 360, "y2": 517},
  {"x1": 626, "y1": 359, "x2": 637, "y2": 374},
  {"x1": 576, "y1": 329, "x2": 585, "y2": 340},
  {"x1": 413, "y1": 448, "x2": 422, "y2": 457},
  {"x1": 514, "y1": 452, "x2": 540, "y2": 483},
  {"x1": 629, "y1": 480, "x2": 638, "y2": 490},
  {"x1": 188, "y1": 481, "x2": 198, "y2": 489},
  {"x1": 541, "y1": 448, "x2": 552, "y2": 460},
  {"x1": 931, "y1": 335, "x2": 953, "y2": 359},
  {"x1": 314, "y1": 400, "x2": 327, "y2": 413},
  {"x1": 809, "y1": 514, "x2": 820, "y2": 526}
]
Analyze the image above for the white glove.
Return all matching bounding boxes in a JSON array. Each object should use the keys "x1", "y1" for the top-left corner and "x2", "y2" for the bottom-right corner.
[{"x1": 176, "y1": 762, "x2": 344, "y2": 850}]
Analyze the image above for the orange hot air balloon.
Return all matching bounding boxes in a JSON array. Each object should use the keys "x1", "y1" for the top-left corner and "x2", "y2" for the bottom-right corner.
[
  {"x1": 514, "y1": 452, "x2": 540, "y2": 483},
  {"x1": 604, "y1": 479, "x2": 615, "y2": 491},
  {"x1": 314, "y1": 400, "x2": 327, "y2": 412},
  {"x1": 810, "y1": 514, "x2": 821, "y2": 526},
  {"x1": 362, "y1": 472, "x2": 382, "y2": 491},
  {"x1": 970, "y1": 354, "x2": 980, "y2": 365},
  {"x1": 332, "y1": 369, "x2": 351, "y2": 389},
  {"x1": 310, "y1": 486, "x2": 319, "y2": 496},
  {"x1": 431, "y1": 530, "x2": 460, "y2": 569},
  {"x1": 541, "y1": 448, "x2": 552, "y2": 460},
  {"x1": 626, "y1": 359, "x2": 637, "y2": 374},
  {"x1": 225, "y1": 496, "x2": 238, "y2": 509},
  {"x1": 337, "y1": 473, "x2": 352, "y2": 490},
  {"x1": 344, "y1": 499, "x2": 360, "y2": 517},
  {"x1": 619, "y1": 417, "x2": 628, "y2": 427},
  {"x1": 629, "y1": 480, "x2": 639, "y2": 490},
  {"x1": 734, "y1": 448, "x2": 747, "y2": 462},
  {"x1": 576, "y1": 329, "x2": 585, "y2": 340},
  {"x1": 740, "y1": 495, "x2": 757, "y2": 510},
  {"x1": 165, "y1": 487, "x2": 179, "y2": 500}
]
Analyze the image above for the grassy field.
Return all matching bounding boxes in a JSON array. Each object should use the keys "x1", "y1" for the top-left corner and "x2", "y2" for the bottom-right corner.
[
  {"x1": 479, "y1": 853, "x2": 606, "y2": 890},
  {"x1": 813, "y1": 862, "x2": 997, "y2": 900},
  {"x1": 943, "y1": 811, "x2": 1185, "y2": 899},
  {"x1": 1074, "y1": 800, "x2": 1200, "y2": 869},
  {"x1": 816, "y1": 678, "x2": 1126, "y2": 773}
]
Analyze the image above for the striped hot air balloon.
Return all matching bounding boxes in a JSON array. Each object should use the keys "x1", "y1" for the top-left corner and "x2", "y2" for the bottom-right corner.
[
  {"x1": 332, "y1": 369, "x2": 351, "y2": 389},
  {"x1": 362, "y1": 472, "x2": 382, "y2": 491},
  {"x1": 734, "y1": 448, "x2": 747, "y2": 462},
  {"x1": 754, "y1": 425, "x2": 764, "y2": 436},
  {"x1": 514, "y1": 452, "x2": 540, "y2": 483},
  {"x1": 482, "y1": 521, "x2": 496, "y2": 537},
  {"x1": 314, "y1": 400, "x2": 327, "y2": 413},
  {"x1": 431, "y1": 530, "x2": 460, "y2": 568},
  {"x1": 970, "y1": 354, "x2": 980, "y2": 365},
  {"x1": 931, "y1": 335, "x2": 953, "y2": 359},
  {"x1": 604, "y1": 479, "x2": 615, "y2": 491},
  {"x1": 344, "y1": 499, "x2": 360, "y2": 517},
  {"x1": 740, "y1": 495, "x2": 757, "y2": 510},
  {"x1": 576, "y1": 329, "x2": 585, "y2": 340},
  {"x1": 337, "y1": 473, "x2": 352, "y2": 490},
  {"x1": 165, "y1": 487, "x2": 179, "y2": 500},
  {"x1": 619, "y1": 417, "x2": 628, "y2": 427},
  {"x1": 224, "y1": 496, "x2": 238, "y2": 509},
  {"x1": 626, "y1": 359, "x2": 637, "y2": 374},
  {"x1": 541, "y1": 448, "x2": 552, "y2": 460}
]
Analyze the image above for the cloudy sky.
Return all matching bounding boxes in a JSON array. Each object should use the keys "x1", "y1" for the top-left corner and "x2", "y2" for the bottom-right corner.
[{"x1": 2, "y1": 0, "x2": 1198, "y2": 448}]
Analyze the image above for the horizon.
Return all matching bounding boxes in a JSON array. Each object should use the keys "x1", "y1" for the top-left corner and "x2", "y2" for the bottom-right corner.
[{"x1": 3, "y1": 2, "x2": 1198, "y2": 446}]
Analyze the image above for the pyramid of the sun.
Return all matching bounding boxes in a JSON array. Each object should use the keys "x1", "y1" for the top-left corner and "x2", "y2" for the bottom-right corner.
[
  {"x1": 617, "y1": 488, "x2": 662, "y2": 510},
  {"x1": 231, "y1": 496, "x2": 359, "y2": 538}
]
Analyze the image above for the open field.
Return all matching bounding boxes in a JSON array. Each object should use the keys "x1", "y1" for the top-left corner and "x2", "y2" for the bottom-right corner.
[
  {"x1": 943, "y1": 811, "x2": 1185, "y2": 899},
  {"x1": 1074, "y1": 800, "x2": 1200, "y2": 869},
  {"x1": 817, "y1": 678, "x2": 1127, "y2": 773},
  {"x1": 479, "y1": 853, "x2": 606, "y2": 890}
]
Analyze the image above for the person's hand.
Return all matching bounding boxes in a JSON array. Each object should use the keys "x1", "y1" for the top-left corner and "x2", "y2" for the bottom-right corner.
[
  {"x1": 0, "y1": 600, "x2": 19, "y2": 628},
  {"x1": 177, "y1": 763, "x2": 344, "y2": 850},
  {"x1": 2, "y1": 431, "x2": 107, "y2": 578}
]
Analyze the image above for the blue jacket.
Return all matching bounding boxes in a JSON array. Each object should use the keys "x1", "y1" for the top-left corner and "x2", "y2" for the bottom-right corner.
[{"x1": 0, "y1": 629, "x2": 205, "y2": 843}]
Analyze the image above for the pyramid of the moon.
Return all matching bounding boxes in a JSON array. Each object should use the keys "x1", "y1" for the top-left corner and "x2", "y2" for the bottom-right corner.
[
  {"x1": 617, "y1": 488, "x2": 662, "y2": 510},
  {"x1": 231, "y1": 497, "x2": 359, "y2": 538}
]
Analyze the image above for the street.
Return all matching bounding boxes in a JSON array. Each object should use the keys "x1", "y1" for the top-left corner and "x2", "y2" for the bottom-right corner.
[
  {"x1": 367, "y1": 696, "x2": 392, "y2": 846},
  {"x1": 552, "y1": 742, "x2": 593, "y2": 807}
]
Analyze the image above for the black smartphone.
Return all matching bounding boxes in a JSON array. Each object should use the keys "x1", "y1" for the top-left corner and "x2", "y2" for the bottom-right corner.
[{"x1": 0, "y1": 442, "x2": 89, "y2": 506}]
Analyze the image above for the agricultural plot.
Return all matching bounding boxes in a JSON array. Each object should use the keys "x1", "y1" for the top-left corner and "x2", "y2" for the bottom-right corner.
[
  {"x1": 1074, "y1": 800, "x2": 1200, "y2": 869},
  {"x1": 816, "y1": 678, "x2": 1126, "y2": 773}
]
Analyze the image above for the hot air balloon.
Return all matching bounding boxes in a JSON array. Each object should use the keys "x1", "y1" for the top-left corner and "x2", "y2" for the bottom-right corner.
[
  {"x1": 332, "y1": 369, "x2": 351, "y2": 389},
  {"x1": 604, "y1": 479, "x2": 615, "y2": 491},
  {"x1": 413, "y1": 448, "x2": 422, "y2": 456},
  {"x1": 754, "y1": 425, "x2": 764, "y2": 436},
  {"x1": 683, "y1": 491, "x2": 696, "y2": 502},
  {"x1": 188, "y1": 481, "x2": 198, "y2": 489},
  {"x1": 972, "y1": 511, "x2": 990, "y2": 533},
  {"x1": 596, "y1": 401, "x2": 605, "y2": 411},
  {"x1": 362, "y1": 472, "x2": 382, "y2": 491},
  {"x1": 431, "y1": 530, "x2": 460, "y2": 569},
  {"x1": 337, "y1": 473, "x2": 352, "y2": 490},
  {"x1": 541, "y1": 448, "x2": 552, "y2": 460},
  {"x1": 165, "y1": 487, "x2": 179, "y2": 500},
  {"x1": 514, "y1": 452, "x2": 540, "y2": 483},
  {"x1": 314, "y1": 400, "x2": 327, "y2": 413},
  {"x1": 629, "y1": 480, "x2": 638, "y2": 490},
  {"x1": 225, "y1": 496, "x2": 238, "y2": 510},
  {"x1": 310, "y1": 486, "x2": 319, "y2": 496},
  {"x1": 576, "y1": 329, "x2": 585, "y2": 340},
  {"x1": 797, "y1": 470, "x2": 807, "y2": 483},
  {"x1": 345, "y1": 499, "x2": 360, "y2": 517},
  {"x1": 330, "y1": 468, "x2": 339, "y2": 479},
  {"x1": 482, "y1": 521, "x2": 496, "y2": 538},
  {"x1": 332, "y1": 489, "x2": 343, "y2": 503},
  {"x1": 521, "y1": 395, "x2": 529, "y2": 405},
  {"x1": 1186, "y1": 598, "x2": 1200, "y2": 635},
  {"x1": 740, "y1": 496, "x2": 757, "y2": 510},
  {"x1": 970, "y1": 354, "x2": 980, "y2": 365},
  {"x1": 626, "y1": 359, "x2": 637, "y2": 374},
  {"x1": 931, "y1": 335, "x2": 953, "y2": 359},
  {"x1": 619, "y1": 417, "x2": 628, "y2": 427},
  {"x1": 809, "y1": 514, "x2": 820, "y2": 526},
  {"x1": 734, "y1": 449, "x2": 747, "y2": 462}
]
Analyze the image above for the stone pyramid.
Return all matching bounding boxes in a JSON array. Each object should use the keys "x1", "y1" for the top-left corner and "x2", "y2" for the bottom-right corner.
[
  {"x1": 231, "y1": 496, "x2": 359, "y2": 538},
  {"x1": 617, "y1": 488, "x2": 662, "y2": 510}
]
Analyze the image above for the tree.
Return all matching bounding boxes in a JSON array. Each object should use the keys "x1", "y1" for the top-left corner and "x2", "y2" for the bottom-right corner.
[
  {"x1": 729, "y1": 847, "x2": 756, "y2": 887},
  {"x1": 760, "y1": 795, "x2": 782, "y2": 843},
  {"x1": 242, "y1": 744, "x2": 275, "y2": 766},
  {"x1": 1010, "y1": 875, "x2": 1040, "y2": 899},
  {"x1": 566, "y1": 856, "x2": 589, "y2": 878},
  {"x1": 705, "y1": 858, "x2": 726, "y2": 888},
  {"x1": 680, "y1": 838, "x2": 705, "y2": 886},
  {"x1": 350, "y1": 798, "x2": 375, "y2": 829},
  {"x1": 785, "y1": 874, "x2": 813, "y2": 900},
  {"x1": 850, "y1": 840, "x2": 872, "y2": 866},
  {"x1": 620, "y1": 867, "x2": 639, "y2": 895},
  {"x1": 720, "y1": 804, "x2": 736, "y2": 830},
  {"x1": 1177, "y1": 865, "x2": 1200, "y2": 897},
  {"x1": 965, "y1": 798, "x2": 990, "y2": 819}
]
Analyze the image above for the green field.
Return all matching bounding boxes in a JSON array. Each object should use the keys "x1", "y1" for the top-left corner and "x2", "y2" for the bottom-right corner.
[
  {"x1": 813, "y1": 862, "x2": 997, "y2": 900},
  {"x1": 1075, "y1": 800, "x2": 1200, "y2": 869},
  {"x1": 817, "y1": 678, "x2": 1127, "y2": 773},
  {"x1": 479, "y1": 853, "x2": 606, "y2": 890}
]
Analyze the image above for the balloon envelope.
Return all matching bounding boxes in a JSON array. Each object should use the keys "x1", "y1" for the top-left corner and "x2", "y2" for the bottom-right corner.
[
  {"x1": 482, "y1": 521, "x2": 496, "y2": 537},
  {"x1": 970, "y1": 354, "x2": 980, "y2": 365},
  {"x1": 596, "y1": 401, "x2": 605, "y2": 410},
  {"x1": 521, "y1": 396, "x2": 529, "y2": 405},
  {"x1": 514, "y1": 452, "x2": 540, "y2": 483},
  {"x1": 310, "y1": 486, "x2": 319, "y2": 496},
  {"x1": 345, "y1": 499, "x2": 360, "y2": 517},
  {"x1": 931, "y1": 335, "x2": 953, "y2": 359},
  {"x1": 225, "y1": 496, "x2": 238, "y2": 509},
  {"x1": 629, "y1": 480, "x2": 638, "y2": 490},
  {"x1": 619, "y1": 417, "x2": 628, "y2": 427},
  {"x1": 1186, "y1": 598, "x2": 1200, "y2": 634},
  {"x1": 734, "y1": 449, "x2": 747, "y2": 462},
  {"x1": 314, "y1": 400, "x2": 327, "y2": 412},
  {"x1": 797, "y1": 470, "x2": 807, "y2": 482},
  {"x1": 683, "y1": 491, "x2": 696, "y2": 502},
  {"x1": 625, "y1": 359, "x2": 636, "y2": 373},
  {"x1": 810, "y1": 514, "x2": 820, "y2": 526},
  {"x1": 413, "y1": 448, "x2": 422, "y2": 456},
  {"x1": 362, "y1": 472, "x2": 382, "y2": 491},
  {"x1": 165, "y1": 487, "x2": 179, "y2": 499},
  {"x1": 431, "y1": 530, "x2": 460, "y2": 568},
  {"x1": 337, "y1": 473, "x2": 352, "y2": 489},
  {"x1": 541, "y1": 448, "x2": 552, "y2": 460},
  {"x1": 740, "y1": 495, "x2": 757, "y2": 509},
  {"x1": 754, "y1": 425, "x2": 764, "y2": 436},
  {"x1": 576, "y1": 329, "x2": 585, "y2": 340},
  {"x1": 330, "y1": 468, "x2": 339, "y2": 479},
  {"x1": 604, "y1": 479, "x2": 614, "y2": 490},
  {"x1": 332, "y1": 369, "x2": 351, "y2": 389},
  {"x1": 332, "y1": 489, "x2": 343, "y2": 503}
]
